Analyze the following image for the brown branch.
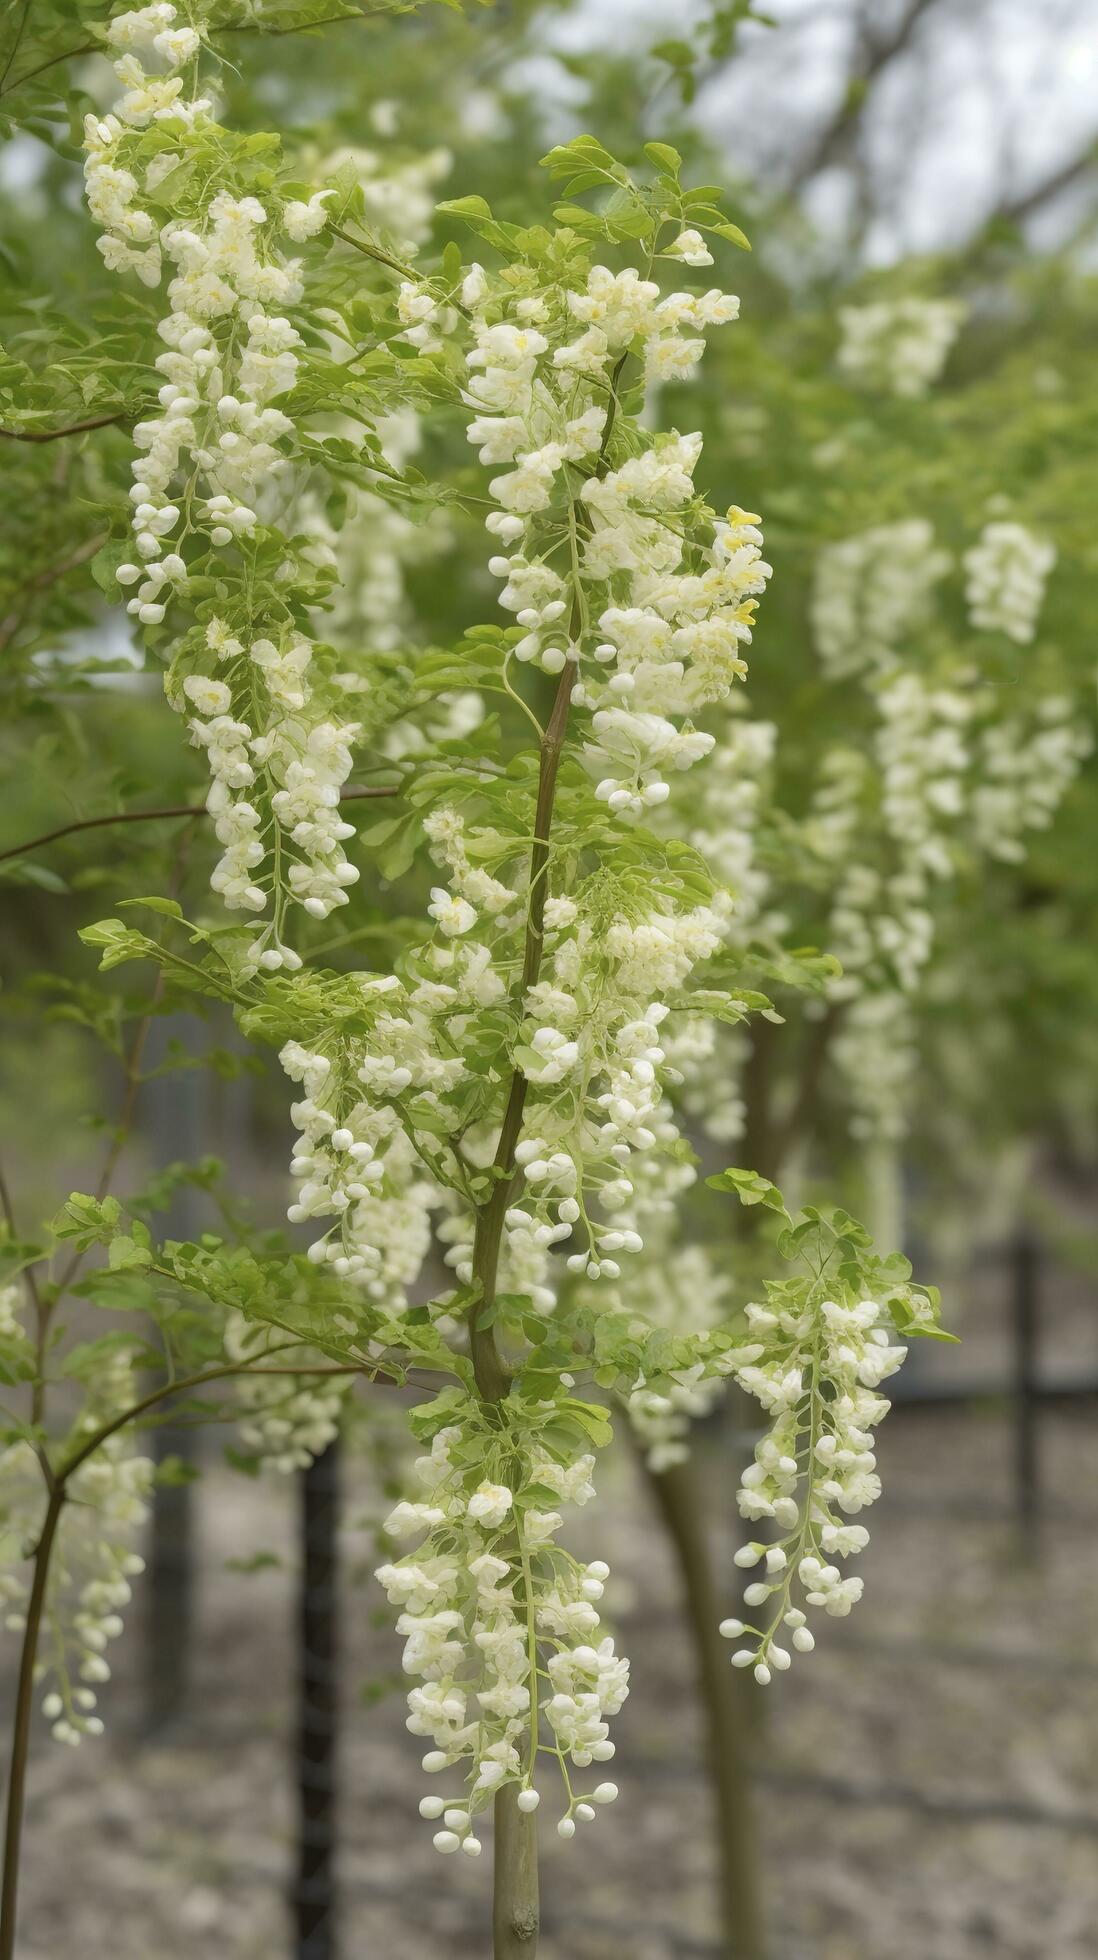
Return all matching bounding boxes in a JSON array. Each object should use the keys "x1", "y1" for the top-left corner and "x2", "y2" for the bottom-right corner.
[
  {"x1": 0, "y1": 783, "x2": 400, "y2": 865},
  {"x1": 0, "y1": 0, "x2": 32, "y2": 93},
  {"x1": 787, "y1": 0, "x2": 941, "y2": 192},
  {"x1": 994, "y1": 144, "x2": 1098, "y2": 229},
  {"x1": 0, "y1": 6, "x2": 378, "y2": 101},
  {"x1": 0, "y1": 1484, "x2": 64, "y2": 1960},
  {"x1": 0, "y1": 533, "x2": 109, "y2": 659},
  {"x1": 56, "y1": 1359, "x2": 372, "y2": 1484},
  {"x1": 0, "y1": 413, "x2": 126, "y2": 445}
]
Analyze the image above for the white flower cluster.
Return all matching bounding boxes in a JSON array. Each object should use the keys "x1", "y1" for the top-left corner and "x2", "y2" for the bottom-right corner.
[
  {"x1": 324, "y1": 139, "x2": 451, "y2": 254},
  {"x1": 684, "y1": 713, "x2": 777, "y2": 921},
  {"x1": 290, "y1": 869, "x2": 733, "y2": 1309},
  {"x1": 963, "y1": 521, "x2": 1056, "y2": 643},
  {"x1": 800, "y1": 501, "x2": 1079, "y2": 1142},
  {"x1": 0, "y1": 1346, "x2": 152, "y2": 1745},
  {"x1": 812, "y1": 519, "x2": 951, "y2": 679},
  {"x1": 84, "y1": 6, "x2": 364, "y2": 954},
  {"x1": 831, "y1": 989, "x2": 919, "y2": 1145},
  {"x1": 876, "y1": 673, "x2": 971, "y2": 881},
  {"x1": 621, "y1": 1244, "x2": 730, "y2": 1470},
  {"x1": 498, "y1": 897, "x2": 733, "y2": 1292},
  {"x1": 279, "y1": 1034, "x2": 437, "y2": 1302},
  {"x1": 376, "y1": 1419, "x2": 626, "y2": 1844},
  {"x1": 450, "y1": 255, "x2": 770, "y2": 810},
  {"x1": 299, "y1": 428, "x2": 450, "y2": 656},
  {"x1": 969, "y1": 695, "x2": 1092, "y2": 862},
  {"x1": 837, "y1": 298, "x2": 966, "y2": 398},
  {"x1": 372, "y1": 214, "x2": 779, "y2": 1313},
  {"x1": 660, "y1": 707, "x2": 781, "y2": 1147},
  {"x1": 224, "y1": 1310, "x2": 353, "y2": 1473},
  {"x1": 721, "y1": 1290, "x2": 917, "y2": 1681}
]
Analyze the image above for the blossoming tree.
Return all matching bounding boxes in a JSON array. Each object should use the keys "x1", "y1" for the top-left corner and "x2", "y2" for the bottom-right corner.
[{"x1": 20, "y1": 3, "x2": 1090, "y2": 1957}]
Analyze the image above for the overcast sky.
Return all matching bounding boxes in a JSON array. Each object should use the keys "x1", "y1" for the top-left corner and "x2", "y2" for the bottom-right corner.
[{"x1": 542, "y1": 0, "x2": 1098, "y2": 258}]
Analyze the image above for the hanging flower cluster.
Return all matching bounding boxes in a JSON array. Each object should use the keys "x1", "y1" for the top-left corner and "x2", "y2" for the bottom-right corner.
[
  {"x1": 969, "y1": 695, "x2": 1091, "y2": 861},
  {"x1": 0, "y1": 1332, "x2": 152, "y2": 1747},
  {"x1": 795, "y1": 497, "x2": 1081, "y2": 1140},
  {"x1": 273, "y1": 183, "x2": 773, "y2": 1318},
  {"x1": 224, "y1": 1310, "x2": 353, "y2": 1473},
  {"x1": 963, "y1": 520, "x2": 1057, "y2": 643},
  {"x1": 81, "y1": 5, "x2": 436, "y2": 967},
  {"x1": 811, "y1": 519, "x2": 951, "y2": 680},
  {"x1": 448, "y1": 246, "x2": 770, "y2": 810},
  {"x1": 279, "y1": 1033, "x2": 438, "y2": 1304},
  {"x1": 704, "y1": 1180, "x2": 939, "y2": 1682},
  {"x1": 376, "y1": 1405, "x2": 626, "y2": 1846},
  {"x1": 619, "y1": 1243, "x2": 730, "y2": 1470},
  {"x1": 837, "y1": 297, "x2": 966, "y2": 397}
]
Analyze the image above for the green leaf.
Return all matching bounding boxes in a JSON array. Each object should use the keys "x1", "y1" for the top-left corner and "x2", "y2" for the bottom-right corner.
[
  {"x1": 706, "y1": 1167, "x2": 788, "y2": 1213},
  {"x1": 119, "y1": 895, "x2": 184, "y2": 919},
  {"x1": 107, "y1": 1236, "x2": 153, "y2": 1271},
  {"x1": 712, "y1": 220, "x2": 752, "y2": 251},
  {"x1": 643, "y1": 141, "x2": 682, "y2": 176},
  {"x1": 435, "y1": 194, "x2": 494, "y2": 223}
]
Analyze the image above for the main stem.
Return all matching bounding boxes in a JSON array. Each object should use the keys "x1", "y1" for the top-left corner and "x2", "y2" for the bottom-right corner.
[
  {"x1": 467, "y1": 356, "x2": 628, "y2": 1956},
  {"x1": 469, "y1": 659, "x2": 573, "y2": 1956},
  {"x1": 0, "y1": 1486, "x2": 65, "y2": 1960},
  {"x1": 641, "y1": 1452, "x2": 765, "y2": 1960}
]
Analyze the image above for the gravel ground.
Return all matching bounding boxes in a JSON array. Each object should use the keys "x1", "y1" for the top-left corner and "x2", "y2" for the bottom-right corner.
[{"x1": 7, "y1": 1265, "x2": 1098, "y2": 1960}]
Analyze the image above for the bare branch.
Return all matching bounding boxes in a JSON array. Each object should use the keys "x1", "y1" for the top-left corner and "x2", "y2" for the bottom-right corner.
[
  {"x1": 994, "y1": 142, "x2": 1098, "y2": 228},
  {"x1": 787, "y1": 0, "x2": 942, "y2": 192},
  {"x1": 0, "y1": 414, "x2": 126, "y2": 445},
  {"x1": 0, "y1": 783, "x2": 400, "y2": 865},
  {"x1": 0, "y1": 533, "x2": 108, "y2": 658}
]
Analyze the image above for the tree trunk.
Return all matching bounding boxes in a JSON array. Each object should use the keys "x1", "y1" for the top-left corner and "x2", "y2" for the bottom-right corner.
[
  {"x1": 641, "y1": 1450, "x2": 765, "y2": 1960},
  {"x1": 1, "y1": 1486, "x2": 65, "y2": 1960}
]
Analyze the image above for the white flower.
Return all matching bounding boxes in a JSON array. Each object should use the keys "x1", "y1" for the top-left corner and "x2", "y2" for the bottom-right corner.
[
  {"x1": 665, "y1": 228, "x2": 713, "y2": 267},
  {"x1": 466, "y1": 1483, "x2": 513, "y2": 1529},
  {"x1": 182, "y1": 674, "x2": 232, "y2": 715},
  {"x1": 283, "y1": 191, "x2": 334, "y2": 242},
  {"x1": 428, "y1": 887, "x2": 477, "y2": 936}
]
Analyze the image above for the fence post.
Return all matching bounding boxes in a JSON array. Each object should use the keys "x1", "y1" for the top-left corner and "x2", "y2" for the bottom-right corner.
[
  {"x1": 1012, "y1": 1232, "x2": 1040, "y2": 1552},
  {"x1": 295, "y1": 1438, "x2": 341, "y2": 1960}
]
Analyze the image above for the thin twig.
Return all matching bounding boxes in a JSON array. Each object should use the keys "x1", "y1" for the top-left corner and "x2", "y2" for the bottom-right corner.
[
  {"x1": 0, "y1": 0, "x2": 33, "y2": 95},
  {"x1": 0, "y1": 783, "x2": 400, "y2": 865},
  {"x1": 0, "y1": 7, "x2": 382, "y2": 101},
  {"x1": 786, "y1": 0, "x2": 941, "y2": 192},
  {"x1": 0, "y1": 414, "x2": 126, "y2": 445},
  {"x1": 0, "y1": 533, "x2": 108, "y2": 659},
  {"x1": 994, "y1": 144, "x2": 1098, "y2": 228}
]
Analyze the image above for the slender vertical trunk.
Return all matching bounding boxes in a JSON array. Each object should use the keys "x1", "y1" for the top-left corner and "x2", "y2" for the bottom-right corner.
[
  {"x1": 295, "y1": 1440, "x2": 341, "y2": 1960},
  {"x1": 492, "y1": 1782, "x2": 540, "y2": 1956},
  {"x1": 0, "y1": 1485, "x2": 65, "y2": 1960},
  {"x1": 641, "y1": 1451, "x2": 765, "y2": 1960}
]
